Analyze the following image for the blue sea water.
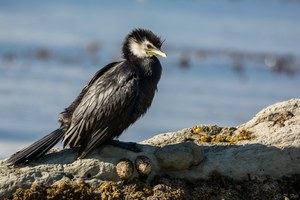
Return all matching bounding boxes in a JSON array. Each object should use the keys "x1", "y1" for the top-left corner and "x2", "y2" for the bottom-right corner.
[{"x1": 0, "y1": 0, "x2": 299, "y2": 159}]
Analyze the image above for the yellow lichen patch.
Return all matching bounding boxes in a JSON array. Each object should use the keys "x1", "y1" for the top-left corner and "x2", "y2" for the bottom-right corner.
[
  {"x1": 229, "y1": 137, "x2": 239, "y2": 144},
  {"x1": 192, "y1": 125, "x2": 253, "y2": 145},
  {"x1": 191, "y1": 126, "x2": 202, "y2": 134},
  {"x1": 98, "y1": 181, "x2": 121, "y2": 200},
  {"x1": 228, "y1": 129, "x2": 254, "y2": 144},
  {"x1": 200, "y1": 135, "x2": 211, "y2": 142},
  {"x1": 236, "y1": 129, "x2": 254, "y2": 140}
]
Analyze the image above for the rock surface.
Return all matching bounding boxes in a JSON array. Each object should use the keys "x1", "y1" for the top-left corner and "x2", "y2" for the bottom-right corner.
[
  {"x1": 1, "y1": 98, "x2": 300, "y2": 198},
  {"x1": 154, "y1": 142, "x2": 204, "y2": 170}
]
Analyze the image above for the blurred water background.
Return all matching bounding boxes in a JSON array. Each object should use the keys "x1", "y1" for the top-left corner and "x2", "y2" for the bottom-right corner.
[{"x1": 0, "y1": 0, "x2": 299, "y2": 159}]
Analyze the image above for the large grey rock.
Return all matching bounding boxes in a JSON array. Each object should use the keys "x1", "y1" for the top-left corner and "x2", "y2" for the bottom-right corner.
[
  {"x1": 154, "y1": 142, "x2": 204, "y2": 170},
  {"x1": 143, "y1": 98, "x2": 300, "y2": 180},
  {"x1": 238, "y1": 98, "x2": 300, "y2": 147},
  {"x1": 0, "y1": 98, "x2": 299, "y2": 198},
  {"x1": 0, "y1": 141, "x2": 203, "y2": 197}
]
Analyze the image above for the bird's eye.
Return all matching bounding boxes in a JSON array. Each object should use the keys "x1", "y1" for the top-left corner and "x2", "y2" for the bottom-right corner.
[{"x1": 146, "y1": 44, "x2": 152, "y2": 49}]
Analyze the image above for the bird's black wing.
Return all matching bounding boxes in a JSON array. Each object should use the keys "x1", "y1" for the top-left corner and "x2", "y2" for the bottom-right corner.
[
  {"x1": 61, "y1": 61, "x2": 122, "y2": 119},
  {"x1": 63, "y1": 61, "x2": 140, "y2": 158}
]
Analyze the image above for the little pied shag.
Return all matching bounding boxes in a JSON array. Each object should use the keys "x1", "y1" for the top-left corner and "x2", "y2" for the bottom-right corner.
[{"x1": 7, "y1": 28, "x2": 166, "y2": 165}]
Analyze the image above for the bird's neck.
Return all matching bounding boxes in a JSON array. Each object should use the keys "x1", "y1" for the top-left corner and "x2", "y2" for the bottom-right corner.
[{"x1": 127, "y1": 57, "x2": 154, "y2": 75}]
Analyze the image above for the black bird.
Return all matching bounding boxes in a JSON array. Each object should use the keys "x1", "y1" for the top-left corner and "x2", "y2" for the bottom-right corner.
[{"x1": 6, "y1": 28, "x2": 166, "y2": 165}]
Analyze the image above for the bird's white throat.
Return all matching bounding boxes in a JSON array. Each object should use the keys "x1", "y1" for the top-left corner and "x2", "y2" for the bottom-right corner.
[{"x1": 129, "y1": 38, "x2": 152, "y2": 58}]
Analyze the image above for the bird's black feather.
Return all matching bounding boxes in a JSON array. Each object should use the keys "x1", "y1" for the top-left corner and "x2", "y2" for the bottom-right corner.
[
  {"x1": 6, "y1": 28, "x2": 164, "y2": 165},
  {"x1": 6, "y1": 129, "x2": 64, "y2": 165}
]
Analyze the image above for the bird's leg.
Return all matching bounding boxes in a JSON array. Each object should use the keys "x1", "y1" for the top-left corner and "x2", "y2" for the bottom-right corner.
[{"x1": 106, "y1": 140, "x2": 142, "y2": 152}]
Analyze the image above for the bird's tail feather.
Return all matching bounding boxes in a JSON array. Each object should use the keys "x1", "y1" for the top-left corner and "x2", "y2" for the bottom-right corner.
[{"x1": 6, "y1": 129, "x2": 64, "y2": 165}]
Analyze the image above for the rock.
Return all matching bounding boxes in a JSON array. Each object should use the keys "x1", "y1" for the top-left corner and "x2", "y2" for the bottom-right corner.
[
  {"x1": 0, "y1": 98, "x2": 300, "y2": 198},
  {"x1": 238, "y1": 98, "x2": 300, "y2": 148},
  {"x1": 154, "y1": 142, "x2": 204, "y2": 170},
  {"x1": 140, "y1": 128, "x2": 194, "y2": 146},
  {"x1": 148, "y1": 99, "x2": 300, "y2": 181}
]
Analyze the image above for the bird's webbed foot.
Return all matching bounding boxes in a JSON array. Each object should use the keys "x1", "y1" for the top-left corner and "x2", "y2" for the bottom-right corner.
[{"x1": 107, "y1": 140, "x2": 142, "y2": 153}]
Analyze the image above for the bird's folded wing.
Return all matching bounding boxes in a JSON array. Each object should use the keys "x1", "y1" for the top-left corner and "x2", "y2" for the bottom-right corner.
[{"x1": 63, "y1": 62, "x2": 139, "y2": 157}]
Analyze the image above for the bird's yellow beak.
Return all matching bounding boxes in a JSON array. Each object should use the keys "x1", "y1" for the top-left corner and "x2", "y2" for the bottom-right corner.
[{"x1": 146, "y1": 48, "x2": 167, "y2": 58}]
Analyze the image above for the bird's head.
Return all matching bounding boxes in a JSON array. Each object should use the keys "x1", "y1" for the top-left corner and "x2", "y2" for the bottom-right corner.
[{"x1": 123, "y1": 28, "x2": 167, "y2": 60}]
